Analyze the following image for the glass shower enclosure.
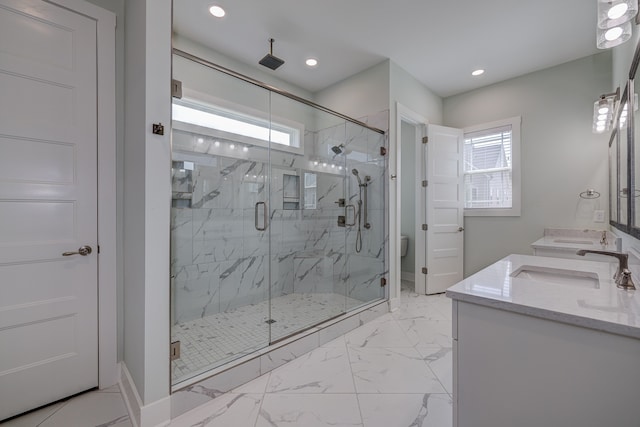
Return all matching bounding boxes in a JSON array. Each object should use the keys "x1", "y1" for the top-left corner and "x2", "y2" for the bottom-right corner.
[{"x1": 170, "y1": 50, "x2": 387, "y2": 386}]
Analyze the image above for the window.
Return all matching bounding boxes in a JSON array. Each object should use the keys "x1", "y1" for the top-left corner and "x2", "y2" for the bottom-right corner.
[
  {"x1": 172, "y1": 98, "x2": 303, "y2": 154},
  {"x1": 463, "y1": 116, "x2": 521, "y2": 216}
]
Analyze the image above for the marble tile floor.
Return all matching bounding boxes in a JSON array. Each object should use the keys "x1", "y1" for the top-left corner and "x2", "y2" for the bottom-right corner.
[
  {"x1": 0, "y1": 385, "x2": 132, "y2": 427},
  {"x1": 3, "y1": 281, "x2": 452, "y2": 427},
  {"x1": 171, "y1": 281, "x2": 452, "y2": 427},
  {"x1": 172, "y1": 292, "x2": 367, "y2": 383}
]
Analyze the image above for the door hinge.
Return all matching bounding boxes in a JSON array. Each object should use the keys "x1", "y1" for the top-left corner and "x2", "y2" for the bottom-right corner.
[
  {"x1": 97, "y1": 245, "x2": 100, "y2": 254},
  {"x1": 380, "y1": 277, "x2": 387, "y2": 287},
  {"x1": 422, "y1": 224, "x2": 428, "y2": 231},
  {"x1": 422, "y1": 180, "x2": 428, "y2": 187},
  {"x1": 172, "y1": 79, "x2": 183, "y2": 99},
  {"x1": 170, "y1": 341, "x2": 181, "y2": 361},
  {"x1": 422, "y1": 136, "x2": 428, "y2": 144},
  {"x1": 422, "y1": 267, "x2": 428, "y2": 274},
  {"x1": 380, "y1": 146, "x2": 387, "y2": 156}
]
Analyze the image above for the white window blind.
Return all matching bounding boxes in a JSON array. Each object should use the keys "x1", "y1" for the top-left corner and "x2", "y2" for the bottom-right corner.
[{"x1": 464, "y1": 124, "x2": 513, "y2": 209}]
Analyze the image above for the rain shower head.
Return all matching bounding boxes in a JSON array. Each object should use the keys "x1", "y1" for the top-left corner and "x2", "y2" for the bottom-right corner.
[
  {"x1": 259, "y1": 38, "x2": 285, "y2": 70},
  {"x1": 331, "y1": 144, "x2": 344, "y2": 154},
  {"x1": 352, "y1": 168, "x2": 362, "y2": 186}
]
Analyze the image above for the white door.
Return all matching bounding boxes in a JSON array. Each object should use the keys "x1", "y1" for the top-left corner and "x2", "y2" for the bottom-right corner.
[
  {"x1": 424, "y1": 125, "x2": 464, "y2": 294},
  {"x1": 0, "y1": 0, "x2": 98, "y2": 420}
]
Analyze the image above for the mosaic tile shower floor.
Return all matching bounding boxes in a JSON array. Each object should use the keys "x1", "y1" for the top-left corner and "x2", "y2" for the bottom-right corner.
[{"x1": 171, "y1": 292, "x2": 366, "y2": 383}]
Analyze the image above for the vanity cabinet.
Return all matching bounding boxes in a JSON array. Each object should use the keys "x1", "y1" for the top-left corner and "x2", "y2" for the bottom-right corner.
[
  {"x1": 452, "y1": 300, "x2": 640, "y2": 427},
  {"x1": 447, "y1": 254, "x2": 640, "y2": 427}
]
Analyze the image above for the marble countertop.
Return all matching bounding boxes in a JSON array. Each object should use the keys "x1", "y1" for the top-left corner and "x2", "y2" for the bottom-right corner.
[
  {"x1": 531, "y1": 228, "x2": 620, "y2": 252},
  {"x1": 446, "y1": 254, "x2": 640, "y2": 339},
  {"x1": 530, "y1": 236, "x2": 618, "y2": 252}
]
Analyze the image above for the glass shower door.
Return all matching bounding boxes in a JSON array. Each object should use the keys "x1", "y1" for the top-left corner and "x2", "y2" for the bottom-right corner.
[{"x1": 268, "y1": 94, "x2": 350, "y2": 342}]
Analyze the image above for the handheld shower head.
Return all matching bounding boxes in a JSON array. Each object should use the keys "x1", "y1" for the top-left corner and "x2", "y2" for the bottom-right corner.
[{"x1": 352, "y1": 168, "x2": 362, "y2": 186}]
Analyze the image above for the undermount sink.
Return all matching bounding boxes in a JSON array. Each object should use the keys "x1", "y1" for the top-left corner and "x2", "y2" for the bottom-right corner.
[
  {"x1": 510, "y1": 265, "x2": 600, "y2": 288},
  {"x1": 552, "y1": 239, "x2": 594, "y2": 245}
]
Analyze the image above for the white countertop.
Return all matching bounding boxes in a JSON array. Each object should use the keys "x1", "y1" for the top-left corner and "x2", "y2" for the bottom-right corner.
[
  {"x1": 530, "y1": 235, "x2": 618, "y2": 252},
  {"x1": 446, "y1": 254, "x2": 640, "y2": 339}
]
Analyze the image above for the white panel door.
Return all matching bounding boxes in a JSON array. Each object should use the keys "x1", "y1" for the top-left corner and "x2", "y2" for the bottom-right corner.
[
  {"x1": 425, "y1": 125, "x2": 464, "y2": 294},
  {"x1": 0, "y1": 0, "x2": 98, "y2": 420}
]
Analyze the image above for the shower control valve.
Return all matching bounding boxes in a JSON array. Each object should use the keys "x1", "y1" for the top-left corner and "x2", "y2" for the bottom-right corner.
[{"x1": 335, "y1": 198, "x2": 346, "y2": 207}]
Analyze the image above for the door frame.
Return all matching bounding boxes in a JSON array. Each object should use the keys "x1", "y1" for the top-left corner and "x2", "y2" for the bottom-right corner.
[
  {"x1": 395, "y1": 103, "x2": 428, "y2": 296},
  {"x1": 47, "y1": 0, "x2": 118, "y2": 388}
]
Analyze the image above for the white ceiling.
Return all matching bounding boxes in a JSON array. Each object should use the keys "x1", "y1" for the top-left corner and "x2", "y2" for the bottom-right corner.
[{"x1": 173, "y1": 0, "x2": 601, "y2": 98}]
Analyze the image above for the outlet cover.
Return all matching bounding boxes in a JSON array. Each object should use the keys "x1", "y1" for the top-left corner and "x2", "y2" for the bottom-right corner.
[{"x1": 593, "y1": 210, "x2": 605, "y2": 223}]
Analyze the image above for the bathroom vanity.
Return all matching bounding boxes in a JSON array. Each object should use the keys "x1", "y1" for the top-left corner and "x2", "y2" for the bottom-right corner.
[{"x1": 446, "y1": 254, "x2": 640, "y2": 427}]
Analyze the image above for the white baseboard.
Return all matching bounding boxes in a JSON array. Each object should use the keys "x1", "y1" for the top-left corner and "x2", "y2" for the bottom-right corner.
[
  {"x1": 120, "y1": 362, "x2": 171, "y2": 427},
  {"x1": 401, "y1": 271, "x2": 415, "y2": 282}
]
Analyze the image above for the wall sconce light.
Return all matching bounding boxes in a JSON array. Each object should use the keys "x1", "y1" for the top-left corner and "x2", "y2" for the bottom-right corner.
[
  {"x1": 592, "y1": 88, "x2": 619, "y2": 133},
  {"x1": 597, "y1": 0, "x2": 638, "y2": 49}
]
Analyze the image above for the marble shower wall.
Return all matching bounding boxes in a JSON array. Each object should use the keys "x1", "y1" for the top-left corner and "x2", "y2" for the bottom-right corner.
[{"x1": 171, "y1": 111, "x2": 388, "y2": 325}]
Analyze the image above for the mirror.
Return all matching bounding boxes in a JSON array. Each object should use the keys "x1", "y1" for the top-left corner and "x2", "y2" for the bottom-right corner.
[{"x1": 620, "y1": 84, "x2": 629, "y2": 228}]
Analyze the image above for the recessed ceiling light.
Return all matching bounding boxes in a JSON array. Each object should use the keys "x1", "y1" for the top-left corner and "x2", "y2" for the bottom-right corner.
[
  {"x1": 209, "y1": 5, "x2": 226, "y2": 18},
  {"x1": 471, "y1": 69, "x2": 485, "y2": 76},
  {"x1": 305, "y1": 58, "x2": 318, "y2": 67}
]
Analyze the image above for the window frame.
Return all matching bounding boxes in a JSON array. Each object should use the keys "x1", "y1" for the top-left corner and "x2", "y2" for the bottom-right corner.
[
  {"x1": 172, "y1": 88, "x2": 305, "y2": 156},
  {"x1": 463, "y1": 116, "x2": 521, "y2": 217}
]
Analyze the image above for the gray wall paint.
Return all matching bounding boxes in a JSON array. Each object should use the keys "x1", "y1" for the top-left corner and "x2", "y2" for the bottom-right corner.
[
  {"x1": 314, "y1": 60, "x2": 391, "y2": 121},
  {"x1": 444, "y1": 53, "x2": 612, "y2": 276},
  {"x1": 400, "y1": 121, "x2": 416, "y2": 273},
  {"x1": 123, "y1": 0, "x2": 172, "y2": 404},
  {"x1": 390, "y1": 61, "x2": 443, "y2": 125}
]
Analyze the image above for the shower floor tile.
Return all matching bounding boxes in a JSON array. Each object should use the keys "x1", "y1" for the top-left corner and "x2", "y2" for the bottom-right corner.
[{"x1": 171, "y1": 292, "x2": 365, "y2": 383}]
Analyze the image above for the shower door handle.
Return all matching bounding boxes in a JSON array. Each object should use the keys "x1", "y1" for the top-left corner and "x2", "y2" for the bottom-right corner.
[
  {"x1": 255, "y1": 201, "x2": 267, "y2": 231},
  {"x1": 345, "y1": 204, "x2": 356, "y2": 226}
]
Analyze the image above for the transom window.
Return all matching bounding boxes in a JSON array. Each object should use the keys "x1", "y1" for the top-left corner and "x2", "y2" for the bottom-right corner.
[{"x1": 172, "y1": 98, "x2": 302, "y2": 153}]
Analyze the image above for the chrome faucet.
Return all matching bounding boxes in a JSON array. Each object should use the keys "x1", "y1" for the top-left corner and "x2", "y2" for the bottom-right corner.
[
  {"x1": 576, "y1": 250, "x2": 636, "y2": 290},
  {"x1": 600, "y1": 231, "x2": 608, "y2": 246}
]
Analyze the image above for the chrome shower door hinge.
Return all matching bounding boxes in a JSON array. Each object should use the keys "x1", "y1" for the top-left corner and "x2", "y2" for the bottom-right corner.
[
  {"x1": 380, "y1": 277, "x2": 387, "y2": 287},
  {"x1": 380, "y1": 146, "x2": 387, "y2": 156},
  {"x1": 422, "y1": 267, "x2": 428, "y2": 274},
  {"x1": 170, "y1": 341, "x2": 181, "y2": 361},
  {"x1": 422, "y1": 224, "x2": 428, "y2": 231},
  {"x1": 422, "y1": 180, "x2": 428, "y2": 187},
  {"x1": 172, "y1": 79, "x2": 183, "y2": 99},
  {"x1": 422, "y1": 136, "x2": 428, "y2": 144}
]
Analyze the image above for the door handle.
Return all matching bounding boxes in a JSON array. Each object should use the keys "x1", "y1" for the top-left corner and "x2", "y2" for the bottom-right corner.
[
  {"x1": 62, "y1": 245, "x2": 93, "y2": 256},
  {"x1": 458, "y1": 227, "x2": 464, "y2": 232},
  {"x1": 255, "y1": 201, "x2": 267, "y2": 231}
]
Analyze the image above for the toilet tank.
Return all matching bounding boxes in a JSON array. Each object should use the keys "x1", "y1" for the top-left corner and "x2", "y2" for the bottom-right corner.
[{"x1": 401, "y1": 235, "x2": 409, "y2": 257}]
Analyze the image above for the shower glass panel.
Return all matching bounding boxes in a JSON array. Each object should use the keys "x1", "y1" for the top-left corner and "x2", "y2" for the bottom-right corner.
[
  {"x1": 344, "y1": 122, "x2": 387, "y2": 311},
  {"x1": 170, "y1": 50, "x2": 387, "y2": 387},
  {"x1": 170, "y1": 54, "x2": 272, "y2": 384}
]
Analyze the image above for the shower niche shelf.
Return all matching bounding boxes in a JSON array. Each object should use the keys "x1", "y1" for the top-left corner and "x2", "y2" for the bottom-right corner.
[{"x1": 283, "y1": 173, "x2": 300, "y2": 210}]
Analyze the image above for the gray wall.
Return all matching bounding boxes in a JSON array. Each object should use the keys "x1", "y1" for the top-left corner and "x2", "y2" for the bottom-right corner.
[
  {"x1": 390, "y1": 61, "x2": 443, "y2": 126},
  {"x1": 444, "y1": 53, "x2": 613, "y2": 276},
  {"x1": 400, "y1": 121, "x2": 416, "y2": 274},
  {"x1": 84, "y1": 0, "x2": 126, "y2": 368},
  {"x1": 314, "y1": 60, "x2": 391, "y2": 121}
]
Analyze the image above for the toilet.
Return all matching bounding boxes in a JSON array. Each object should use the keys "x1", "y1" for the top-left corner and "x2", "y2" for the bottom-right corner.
[{"x1": 400, "y1": 235, "x2": 408, "y2": 257}]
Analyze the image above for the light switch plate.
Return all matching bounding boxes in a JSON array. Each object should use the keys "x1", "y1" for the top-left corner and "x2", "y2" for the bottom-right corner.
[{"x1": 593, "y1": 210, "x2": 605, "y2": 223}]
